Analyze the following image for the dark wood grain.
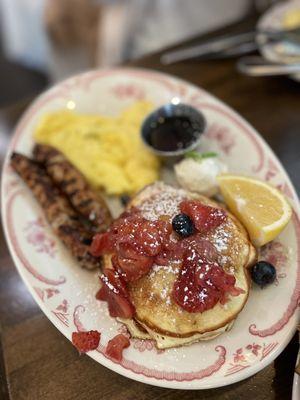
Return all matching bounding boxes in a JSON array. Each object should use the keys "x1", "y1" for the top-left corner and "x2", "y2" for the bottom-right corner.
[{"x1": 0, "y1": 17, "x2": 299, "y2": 400}]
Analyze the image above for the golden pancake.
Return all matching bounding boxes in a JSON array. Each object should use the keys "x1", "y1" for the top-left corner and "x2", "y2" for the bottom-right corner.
[{"x1": 105, "y1": 182, "x2": 256, "y2": 348}]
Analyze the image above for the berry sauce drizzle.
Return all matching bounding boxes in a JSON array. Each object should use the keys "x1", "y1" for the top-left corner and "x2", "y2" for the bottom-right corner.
[{"x1": 91, "y1": 200, "x2": 243, "y2": 316}]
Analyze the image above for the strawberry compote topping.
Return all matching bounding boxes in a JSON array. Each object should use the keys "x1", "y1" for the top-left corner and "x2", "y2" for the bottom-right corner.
[
  {"x1": 91, "y1": 199, "x2": 243, "y2": 315},
  {"x1": 97, "y1": 268, "x2": 135, "y2": 318},
  {"x1": 180, "y1": 200, "x2": 226, "y2": 234},
  {"x1": 72, "y1": 330, "x2": 100, "y2": 353},
  {"x1": 91, "y1": 210, "x2": 173, "y2": 281},
  {"x1": 173, "y1": 250, "x2": 244, "y2": 313},
  {"x1": 106, "y1": 333, "x2": 130, "y2": 362}
]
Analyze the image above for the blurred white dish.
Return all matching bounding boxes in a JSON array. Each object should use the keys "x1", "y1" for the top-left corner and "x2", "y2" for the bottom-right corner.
[{"x1": 257, "y1": 0, "x2": 300, "y2": 81}]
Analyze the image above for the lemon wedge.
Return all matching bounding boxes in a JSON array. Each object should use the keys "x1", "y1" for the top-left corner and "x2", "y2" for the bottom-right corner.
[{"x1": 217, "y1": 174, "x2": 292, "y2": 246}]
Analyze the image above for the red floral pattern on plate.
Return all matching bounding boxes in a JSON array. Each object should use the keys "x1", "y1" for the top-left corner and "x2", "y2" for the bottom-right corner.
[
  {"x1": 6, "y1": 190, "x2": 66, "y2": 285},
  {"x1": 111, "y1": 84, "x2": 145, "y2": 100},
  {"x1": 74, "y1": 305, "x2": 226, "y2": 380},
  {"x1": 276, "y1": 182, "x2": 294, "y2": 199},
  {"x1": 205, "y1": 123, "x2": 235, "y2": 155},
  {"x1": 56, "y1": 299, "x2": 68, "y2": 313},
  {"x1": 233, "y1": 348, "x2": 246, "y2": 363},
  {"x1": 33, "y1": 287, "x2": 59, "y2": 302},
  {"x1": 225, "y1": 342, "x2": 278, "y2": 376},
  {"x1": 259, "y1": 241, "x2": 289, "y2": 284},
  {"x1": 249, "y1": 213, "x2": 300, "y2": 337},
  {"x1": 117, "y1": 324, "x2": 165, "y2": 354},
  {"x1": 24, "y1": 218, "x2": 56, "y2": 258},
  {"x1": 265, "y1": 158, "x2": 279, "y2": 181},
  {"x1": 246, "y1": 343, "x2": 262, "y2": 356},
  {"x1": 133, "y1": 339, "x2": 165, "y2": 354},
  {"x1": 52, "y1": 300, "x2": 69, "y2": 327},
  {"x1": 59, "y1": 68, "x2": 178, "y2": 95}
]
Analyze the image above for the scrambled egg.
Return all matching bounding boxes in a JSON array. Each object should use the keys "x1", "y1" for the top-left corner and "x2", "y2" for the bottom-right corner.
[{"x1": 34, "y1": 101, "x2": 160, "y2": 195}]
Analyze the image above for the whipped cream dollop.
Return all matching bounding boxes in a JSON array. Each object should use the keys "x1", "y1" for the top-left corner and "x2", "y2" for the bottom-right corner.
[{"x1": 175, "y1": 156, "x2": 228, "y2": 197}]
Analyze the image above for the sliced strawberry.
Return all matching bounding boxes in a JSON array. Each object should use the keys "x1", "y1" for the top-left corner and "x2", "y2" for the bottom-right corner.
[
  {"x1": 154, "y1": 250, "x2": 172, "y2": 266},
  {"x1": 192, "y1": 237, "x2": 218, "y2": 261},
  {"x1": 156, "y1": 218, "x2": 173, "y2": 238},
  {"x1": 107, "y1": 291, "x2": 135, "y2": 318},
  {"x1": 195, "y1": 261, "x2": 224, "y2": 288},
  {"x1": 105, "y1": 334, "x2": 130, "y2": 362},
  {"x1": 176, "y1": 236, "x2": 218, "y2": 262},
  {"x1": 180, "y1": 200, "x2": 226, "y2": 234},
  {"x1": 99, "y1": 271, "x2": 135, "y2": 318},
  {"x1": 95, "y1": 285, "x2": 106, "y2": 301},
  {"x1": 199, "y1": 263, "x2": 242, "y2": 296},
  {"x1": 117, "y1": 242, "x2": 143, "y2": 260},
  {"x1": 111, "y1": 212, "x2": 143, "y2": 238},
  {"x1": 117, "y1": 255, "x2": 153, "y2": 281},
  {"x1": 195, "y1": 260, "x2": 244, "y2": 304},
  {"x1": 102, "y1": 268, "x2": 128, "y2": 298},
  {"x1": 116, "y1": 243, "x2": 153, "y2": 281},
  {"x1": 173, "y1": 248, "x2": 244, "y2": 313},
  {"x1": 72, "y1": 330, "x2": 100, "y2": 353},
  {"x1": 173, "y1": 253, "x2": 220, "y2": 313},
  {"x1": 137, "y1": 221, "x2": 163, "y2": 256},
  {"x1": 155, "y1": 219, "x2": 173, "y2": 253},
  {"x1": 114, "y1": 216, "x2": 171, "y2": 257},
  {"x1": 90, "y1": 232, "x2": 113, "y2": 256}
]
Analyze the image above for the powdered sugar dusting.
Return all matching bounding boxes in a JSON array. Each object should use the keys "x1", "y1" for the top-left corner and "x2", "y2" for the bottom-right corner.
[
  {"x1": 150, "y1": 263, "x2": 181, "y2": 276},
  {"x1": 211, "y1": 226, "x2": 231, "y2": 253},
  {"x1": 147, "y1": 263, "x2": 181, "y2": 306},
  {"x1": 139, "y1": 184, "x2": 186, "y2": 221},
  {"x1": 209, "y1": 223, "x2": 239, "y2": 271}
]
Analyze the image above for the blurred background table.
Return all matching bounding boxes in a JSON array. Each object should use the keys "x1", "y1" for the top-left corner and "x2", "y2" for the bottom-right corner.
[{"x1": 0, "y1": 18, "x2": 299, "y2": 400}]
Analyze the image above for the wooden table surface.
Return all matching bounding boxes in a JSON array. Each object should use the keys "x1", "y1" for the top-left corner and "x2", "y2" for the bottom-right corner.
[{"x1": 0, "y1": 17, "x2": 299, "y2": 400}]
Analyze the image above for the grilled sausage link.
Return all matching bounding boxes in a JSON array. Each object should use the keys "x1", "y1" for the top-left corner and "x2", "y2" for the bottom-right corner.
[
  {"x1": 10, "y1": 152, "x2": 101, "y2": 270},
  {"x1": 33, "y1": 144, "x2": 112, "y2": 232}
]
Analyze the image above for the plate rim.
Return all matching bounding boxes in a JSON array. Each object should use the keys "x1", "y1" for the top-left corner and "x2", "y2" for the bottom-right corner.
[{"x1": 2, "y1": 66, "x2": 300, "y2": 390}]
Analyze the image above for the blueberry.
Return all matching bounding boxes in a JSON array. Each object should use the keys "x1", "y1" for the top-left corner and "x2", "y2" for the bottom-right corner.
[
  {"x1": 251, "y1": 261, "x2": 276, "y2": 288},
  {"x1": 172, "y1": 213, "x2": 195, "y2": 237}
]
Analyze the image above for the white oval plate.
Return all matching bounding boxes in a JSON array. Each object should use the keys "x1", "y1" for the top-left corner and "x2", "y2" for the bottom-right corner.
[{"x1": 2, "y1": 68, "x2": 300, "y2": 390}]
